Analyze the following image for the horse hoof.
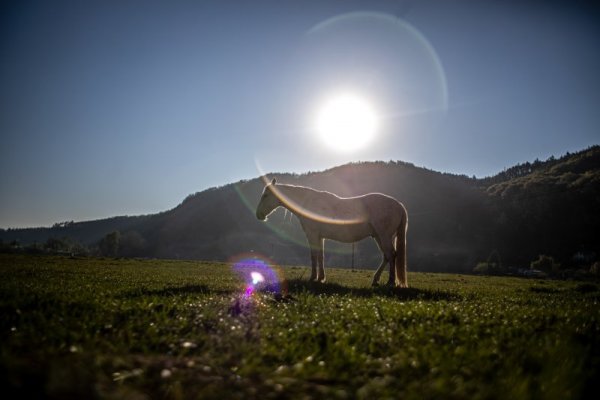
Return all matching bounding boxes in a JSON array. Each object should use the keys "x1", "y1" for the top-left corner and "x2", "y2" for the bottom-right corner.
[{"x1": 371, "y1": 281, "x2": 380, "y2": 287}]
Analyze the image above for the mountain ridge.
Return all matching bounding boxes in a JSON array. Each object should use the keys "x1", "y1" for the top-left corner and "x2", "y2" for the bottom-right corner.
[{"x1": 2, "y1": 145, "x2": 598, "y2": 272}]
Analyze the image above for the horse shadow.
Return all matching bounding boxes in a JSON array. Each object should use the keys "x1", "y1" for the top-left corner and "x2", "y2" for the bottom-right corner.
[
  {"x1": 120, "y1": 284, "x2": 233, "y2": 299},
  {"x1": 118, "y1": 280, "x2": 459, "y2": 302},
  {"x1": 283, "y1": 278, "x2": 461, "y2": 302}
]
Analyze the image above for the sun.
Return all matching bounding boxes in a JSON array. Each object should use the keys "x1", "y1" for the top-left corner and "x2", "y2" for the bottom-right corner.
[{"x1": 316, "y1": 93, "x2": 378, "y2": 152}]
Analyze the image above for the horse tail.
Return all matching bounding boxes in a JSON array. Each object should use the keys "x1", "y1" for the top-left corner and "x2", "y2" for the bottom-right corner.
[{"x1": 395, "y1": 204, "x2": 408, "y2": 288}]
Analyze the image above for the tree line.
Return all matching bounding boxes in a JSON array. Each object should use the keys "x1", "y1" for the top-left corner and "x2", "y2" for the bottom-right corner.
[{"x1": 1, "y1": 146, "x2": 598, "y2": 278}]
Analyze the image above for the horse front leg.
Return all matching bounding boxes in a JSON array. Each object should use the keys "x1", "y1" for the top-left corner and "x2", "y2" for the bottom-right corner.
[
  {"x1": 305, "y1": 228, "x2": 324, "y2": 283},
  {"x1": 309, "y1": 249, "x2": 318, "y2": 281},
  {"x1": 316, "y1": 239, "x2": 325, "y2": 283}
]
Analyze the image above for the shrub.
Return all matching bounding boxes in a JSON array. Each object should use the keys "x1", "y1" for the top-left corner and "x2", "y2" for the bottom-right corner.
[
  {"x1": 473, "y1": 262, "x2": 489, "y2": 274},
  {"x1": 531, "y1": 255, "x2": 560, "y2": 273},
  {"x1": 473, "y1": 261, "x2": 502, "y2": 274}
]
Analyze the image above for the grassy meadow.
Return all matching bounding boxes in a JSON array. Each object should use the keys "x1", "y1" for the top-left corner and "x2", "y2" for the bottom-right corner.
[{"x1": 1, "y1": 254, "x2": 599, "y2": 399}]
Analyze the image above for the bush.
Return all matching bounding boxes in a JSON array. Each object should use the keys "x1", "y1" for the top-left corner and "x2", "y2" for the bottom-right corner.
[
  {"x1": 473, "y1": 262, "x2": 489, "y2": 274},
  {"x1": 531, "y1": 255, "x2": 560, "y2": 273},
  {"x1": 44, "y1": 237, "x2": 72, "y2": 253}
]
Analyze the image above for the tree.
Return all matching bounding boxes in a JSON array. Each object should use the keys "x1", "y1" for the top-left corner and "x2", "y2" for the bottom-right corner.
[
  {"x1": 99, "y1": 231, "x2": 120, "y2": 257},
  {"x1": 44, "y1": 237, "x2": 71, "y2": 253},
  {"x1": 119, "y1": 231, "x2": 146, "y2": 257}
]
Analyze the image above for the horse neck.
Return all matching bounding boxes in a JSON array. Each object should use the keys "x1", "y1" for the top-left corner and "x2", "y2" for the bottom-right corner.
[{"x1": 276, "y1": 185, "x2": 315, "y2": 213}]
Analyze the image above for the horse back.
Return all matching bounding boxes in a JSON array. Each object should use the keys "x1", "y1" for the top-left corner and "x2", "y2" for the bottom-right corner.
[
  {"x1": 361, "y1": 193, "x2": 406, "y2": 229},
  {"x1": 300, "y1": 191, "x2": 404, "y2": 242}
]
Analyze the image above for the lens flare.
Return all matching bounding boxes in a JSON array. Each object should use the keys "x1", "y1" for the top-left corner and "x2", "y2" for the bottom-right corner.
[
  {"x1": 305, "y1": 11, "x2": 449, "y2": 126},
  {"x1": 231, "y1": 160, "x2": 366, "y2": 253},
  {"x1": 265, "y1": 179, "x2": 367, "y2": 225},
  {"x1": 251, "y1": 271, "x2": 265, "y2": 285},
  {"x1": 230, "y1": 253, "x2": 286, "y2": 298}
]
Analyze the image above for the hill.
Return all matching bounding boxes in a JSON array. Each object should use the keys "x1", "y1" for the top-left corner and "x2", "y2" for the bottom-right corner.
[
  {"x1": 1, "y1": 146, "x2": 599, "y2": 272},
  {"x1": 483, "y1": 146, "x2": 600, "y2": 267}
]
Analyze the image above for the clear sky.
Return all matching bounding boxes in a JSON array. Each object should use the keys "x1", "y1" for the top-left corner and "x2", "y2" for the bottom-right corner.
[{"x1": 1, "y1": 0, "x2": 599, "y2": 228}]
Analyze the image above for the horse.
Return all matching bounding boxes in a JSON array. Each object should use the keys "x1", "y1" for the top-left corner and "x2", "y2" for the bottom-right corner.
[{"x1": 255, "y1": 178, "x2": 408, "y2": 288}]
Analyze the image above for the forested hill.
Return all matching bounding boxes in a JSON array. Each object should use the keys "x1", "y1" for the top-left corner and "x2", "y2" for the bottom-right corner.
[
  {"x1": 2, "y1": 146, "x2": 599, "y2": 273},
  {"x1": 482, "y1": 145, "x2": 600, "y2": 267}
]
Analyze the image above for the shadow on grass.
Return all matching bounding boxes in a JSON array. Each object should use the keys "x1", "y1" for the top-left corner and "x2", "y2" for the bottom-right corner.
[
  {"x1": 284, "y1": 278, "x2": 461, "y2": 302},
  {"x1": 120, "y1": 284, "x2": 233, "y2": 299}
]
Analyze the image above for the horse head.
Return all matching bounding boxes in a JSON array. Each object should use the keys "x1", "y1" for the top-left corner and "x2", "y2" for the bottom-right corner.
[{"x1": 256, "y1": 178, "x2": 280, "y2": 221}]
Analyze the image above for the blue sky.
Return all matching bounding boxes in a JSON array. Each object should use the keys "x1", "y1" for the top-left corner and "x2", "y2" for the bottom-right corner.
[{"x1": 1, "y1": 0, "x2": 599, "y2": 228}]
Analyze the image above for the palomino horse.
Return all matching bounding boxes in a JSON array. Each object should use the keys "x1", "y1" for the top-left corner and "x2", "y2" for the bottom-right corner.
[{"x1": 256, "y1": 178, "x2": 408, "y2": 287}]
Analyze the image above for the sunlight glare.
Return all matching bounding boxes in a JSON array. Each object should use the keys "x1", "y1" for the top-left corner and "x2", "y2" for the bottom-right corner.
[
  {"x1": 250, "y1": 271, "x2": 265, "y2": 285},
  {"x1": 316, "y1": 93, "x2": 378, "y2": 152}
]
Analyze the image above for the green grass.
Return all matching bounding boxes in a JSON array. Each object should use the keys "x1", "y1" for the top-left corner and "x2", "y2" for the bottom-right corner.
[{"x1": 1, "y1": 254, "x2": 598, "y2": 399}]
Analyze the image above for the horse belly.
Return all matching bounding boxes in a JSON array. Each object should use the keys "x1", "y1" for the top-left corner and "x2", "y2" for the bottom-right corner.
[{"x1": 320, "y1": 222, "x2": 372, "y2": 243}]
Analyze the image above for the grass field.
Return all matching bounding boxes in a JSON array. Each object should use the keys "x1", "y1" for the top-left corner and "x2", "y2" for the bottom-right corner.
[{"x1": 1, "y1": 254, "x2": 598, "y2": 399}]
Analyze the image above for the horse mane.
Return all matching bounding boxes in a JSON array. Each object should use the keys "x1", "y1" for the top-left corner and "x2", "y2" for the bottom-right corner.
[
  {"x1": 274, "y1": 183, "x2": 394, "y2": 203},
  {"x1": 269, "y1": 183, "x2": 365, "y2": 225},
  {"x1": 274, "y1": 183, "x2": 340, "y2": 197}
]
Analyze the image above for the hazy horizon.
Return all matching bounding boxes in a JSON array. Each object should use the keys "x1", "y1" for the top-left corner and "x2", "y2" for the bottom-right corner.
[
  {"x1": 2, "y1": 0, "x2": 599, "y2": 228},
  {"x1": 2, "y1": 147, "x2": 594, "y2": 230}
]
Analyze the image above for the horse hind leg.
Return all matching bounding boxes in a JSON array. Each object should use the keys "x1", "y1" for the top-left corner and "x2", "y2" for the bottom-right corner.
[
  {"x1": 371, "y1": 235, "x2": 395, "y2": 286},
  {"x1": 386, "y1": 248, "x2": 397, "y2": 286},
  {"x1": 371, "y1": 257, "x2": 387, "y2": 286},
  {"x1": 394, "y1": 211, "x2": 408, "y2": 288}
]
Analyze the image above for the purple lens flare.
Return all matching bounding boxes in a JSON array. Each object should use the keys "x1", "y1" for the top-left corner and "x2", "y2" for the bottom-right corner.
[{"x1": 231, "y1": 253, "x2": 285, "y2": 298}]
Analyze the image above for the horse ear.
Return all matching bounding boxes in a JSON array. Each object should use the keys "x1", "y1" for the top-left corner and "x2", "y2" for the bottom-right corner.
[{"x1": 271, "y1": 178, "x2": 277, "y2": 185}]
